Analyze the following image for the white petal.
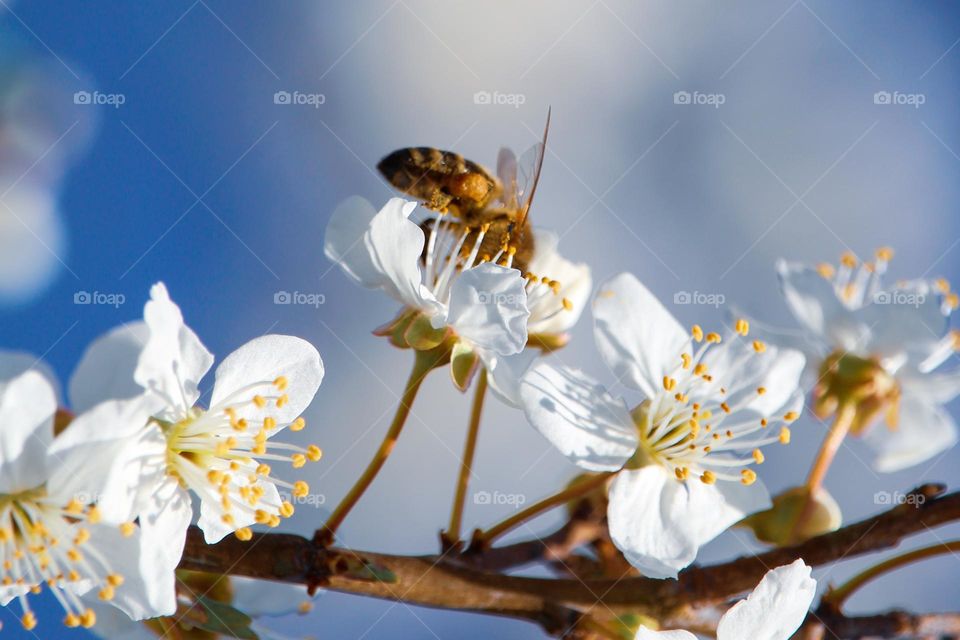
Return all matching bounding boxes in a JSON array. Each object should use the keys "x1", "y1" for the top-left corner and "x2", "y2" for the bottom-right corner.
[
  {"x1": 135, "y1": 283, "x2": 214, "y2": 414},
  {"x1": 81, "y1": 600, "x2": 158, "y2": 640},
  {"x1": 777, "y1": 260, "x2": 866, "y2": 350},
  {"x1": 70, "y1": 322, "x2": 149, "y2": 413},
  {"x1": 446, "y1": 263, "x2": 529, "y2": 355},
  {"x1": 198, "y1": 475, "x2": 282, "y2": 544},
  {"x1": 484, "y1": 348, "x2": 539, "y2": 407},
  {"x1": 0, "y1": 370, "x2": 55, "y2": 493},
  {"x1": 137, "y1": 480, "x2": 191, "y2": 614},
  {"x1": 858, "y1": 282, "x2": 949, "y2": 367},
  {"x1": 92, "y1": 524, "x2": 177, "y2": 620},
  {"x1": 0, "y1": 350, "x2": 61, "y2": 401},
  {"x1": 526, "y1": 230, "x2": 592, "y2": 335},
  {"x1": 324, "y1": 195, "x2": 389, "y2": 288},
  {"x1": 716, "y1": 559, "x2": 816, "y2": 640},
  {"x1": 230, "y1": 576, "x2": 316, "y2": 617},
  {"x1": 47, "y1": 397, "x2": 166, "y2": 524},
  {"x1": 211, "y1": 335, "x2": 324, "y2": 425},
  {"x1": 635, "y1": 628, "x2": 697, "y2": 640},
  {"x1": 901, "y1": 368, "x2": 960, "y2": 405},
  {"x1": 865, "y1": 392, "x2": 958, "y2": 472},
  {"x1": 698, "y1": 340, "x2": 805, "y2": 416},
  {"x1": 593, "y1": 273, "x2": 690, "y2": 398},
  {"x1": 520, "y1": 363, "x2": 637, "y2": 472},
  {"x1": 608, "y1": 467, "x2": 770, "y2": 579}
]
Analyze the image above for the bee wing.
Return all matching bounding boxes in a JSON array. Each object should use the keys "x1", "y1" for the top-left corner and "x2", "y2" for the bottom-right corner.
[
  {"x1": 496, "y1": 147, "x2": 519, "y2": 209},
  {"x1": 516, "y1": 108, "x2": 550, "y2": 227}
]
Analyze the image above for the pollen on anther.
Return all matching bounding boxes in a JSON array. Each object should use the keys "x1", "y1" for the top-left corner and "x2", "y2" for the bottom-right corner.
[
  {"x1": 706, "y1": 332, "x2": 721, "y2": 343},
  {"x1": 735, "y1": 318, "x2": 749, "y2": 336},
  {"x1": 119, "y1": 522, "x2": 136, "y2": 537},
  {"x1": 235, "y1": 527, "x2": 253, "y2": 541},
  {"x1": 756, "y1": 386, "x2": 766, "y2": 395},
  {"x1": 752, "y1": 449, "x2": 765, "y2": 464},
  {"x1": 274, "y1": 376, "x2": 289, "y2": 391},
  {"x1": 253, "y1": 395, "x2": 267, "y2": 408},
  {"x1": 783, "y1": 411, "x2": 799, "y2": 422},
  {"x1": 691, "y1": 325, "x2": 704, "y2": 342},
  {"x1": 700, "y1": 470, "x2": 717, "y2": 485},
  {"x1": 840, "y1": 252, "x2": 858, "y2": 269},
  {"x1": 741, "y1": 469, "x2": 757, "y2": 485},
  {"x1": 752, "y1": 340, "x2": 766, "y2": 353},
  {"x1": 816, "y1": 263, "x2": 835, "y2": 279},
  {"x1": 875, "y1": 246, "x2": 894, "y2": 262},
  {"x1": 562, "y1": 297, "x2": 573, "y2": 311},
  {"x1": 779, "y1": 427, "x2": 791, "y2": 444},
  {"x1": 307, "y1": 445, "x2": 323, "y2": 461},
  {"x1": 663, "y1": 376, "x2": 676, "y2": 391}
]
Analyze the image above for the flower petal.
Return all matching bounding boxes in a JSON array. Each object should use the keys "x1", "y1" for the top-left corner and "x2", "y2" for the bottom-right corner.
[
  {"x1": 211, "y1": 334, "x2": 324, "y2": 425},
  {"x1": 137, "y1": 479, "x2": 191, "y2": 614},
  {"x1": 608, "y1": 467, "x2": 770, "y2": 578},
  {"x1": 198, "y1": 471, "x2": 283, "y2": 544},
  {"x1": 0, "y1": 370, "x2": 55, "y2": 494},
  {"x1": 93, "y1": 523, "x2": 177, "y2": 620},
  {"x1": 0, "y1": 350, "x2": 61, "y2": 401},
  {"x1": 864, "y1": 392, "x2": 958, "y2": 472},
  {"x1": 593, "y1": 273, "x2": 690, "y2": 398},
  {"x1": 69, "y1": 322, "x2": 149, "y2": 413},
  {"x1": 857, "y1": 280, "x2": 949, "y2": 367},
  {"x1": 635, "y1": 628, "x2": 697, "y2": 640},
  {"x1": 716, "y1": 559, "x2": 816, "y2": 640},
  {"x1": 230, "y1": 576, "x2": 317, "y2": 617},
  {"x1": 484, "y1": 348, "x2": 539, "y2": 407},
  {"x1": 520, "y1": 363, "x2": 637, "y2": 472},
  {"x1": 526, "y1": 230, "x2": 592, "y2": 336},
  {"x1": 446, "y1": 263, "x2": 529, "y2": 355},
  {"x1": 324, "y1": 196, "x2": 388, "y2": 288},
  {"x1": 134, "y1": 283, "x2": 214, "y2": 415},
  {"x1": 777, "y1": 260, "x2": 866, "y2": 350}
]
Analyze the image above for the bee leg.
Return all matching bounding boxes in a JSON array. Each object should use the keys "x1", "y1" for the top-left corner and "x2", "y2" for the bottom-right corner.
[{"x1": 426, "y1": 189, "x2": 453, "y2": 212}]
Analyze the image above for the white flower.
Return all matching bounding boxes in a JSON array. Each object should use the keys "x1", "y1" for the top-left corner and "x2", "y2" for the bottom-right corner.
[
  {"x1": 635, "y1": 559, "x2": 816, "y2": 640},
  {"x1": 485, "y1": 229, "x2": 592, "y2": 406},
  {"x1": 75, "y1": 283, "x2": 324, "y2": 574},
  {"x1": 520, "y1": 273, "x2": 805, "y2": 578},
  {"x1": 0, "y1": 370, "x2": 173, "y2": 631},
  {"x1": 765, "y1": 250, "x2": 960, "y2": 471},
  {"x1": 325, "y1": 196, "x2": 530, "y2": 389}
]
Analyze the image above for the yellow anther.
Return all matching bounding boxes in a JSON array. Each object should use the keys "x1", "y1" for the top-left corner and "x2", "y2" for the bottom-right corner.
[
  {"x1": 706, "y1": 332, "x2": 722, "y2": 343},
  {"x1": 735, "y1": 318, "x2": 749, "y2": 336},
  {"x1": 674, "y1": 466, "x2": 688, "y2": 481},
  {"x1": 98, "y1": 585, "x2": 115, "y2": 601},
  {"x1": 86, "y1": 506, "x2": 101, "y2": 524},
  {"x1": 253, "y1": 395, "x2": 267, "y2": 408},
  {"x1": 68, "y1": 570, "x2": 80, "y2": 582},
  {"x1": 276, "y1": 394, "x2": 289, "y2": 408},
  {"x1": 207, "y1": 470, "x2": 224, "y2": 484},
  {"x1": 700, "y1": 470, "x2": 717, "y2": 485},
  {"x1": 935, "y1": 278, "x2": 951, "y2": 293},
  {"x1": 752, "y1": 340, "x2": 766, "y2": 353},
  {"x1": 119, "y1": 522, "x2": 136, "y2": 538},
  {"x1": 107, "y1": 574, "x2": 124, "y2": 587},
  {"x1": 65, "y1": 499, "x2": 84, "y2": 514},
  {"x1": 221, "y1": 513, "x2": 235, "y2": 525},
  {"x1": 760, "y1": 418, "x2": 769, "y2": 427},
  {"x1": 816, "y1": 263, "x2": 835, "y2": 279},
  {"x1": 67, "y1": 549, "x2": 82, "y2": 562},
  {"x1": 756, "y1": 386, "x2": 766, "y2": 395},
  {"x1": 947, "y1": 293, "x2": 959, "y2": 310},
  {"x1": 73, "y1": 529, "x2": 90, "y2": 545},
  {"x1": 256, "y1": 463, "x2": 272, "y2": 476},
  {"x1": 235, "y1": 527, "x2": 253, "y2": 541},
  {"x1": 291, "y1": 417, "x2": 306, "y2": 432},
  {"x1": 291, "y1": 454, "x2": 306, "y2": 468},
  {"x1": 254, "y1": 509, "x2": 272, "y2": 524},
  {"x1": 875, "y1": 246, "x2": 894, "y2": 262},
  {"x1": 741, "y1": 469, "x2": 757, "y2": 485},
  {"x1": 307, "y1": 445, "x2": 323, "y2": 462},
  {"x1": 22, "y1": 612, "x2": 37, "y2": 630},
  {"x1": 263, "y1": 417, "x2": 277, "y2": 430},
  {"x1": 562, "y1": 297, "x2": 573, "y2": 311},
  {"x1": 681, "y1": 353, "x2": 692, "y2": 369},
  {"x1": 293, "y1": 481, "x2": 309, "y2": 498},
  {"x1": 64, "y1": 613, "x2": 80, "y2": 627},
  {"x1": 779, "y1": 426, "x2": 791, "y2": 444},
  {"x1": 233, "y1": 418, "x2": 248, "y2": 432},
  {"x1": 752, "y1": 449, "x2": 765, "y2": 464},
  {"x1": 720, "y1": 402, "x2": 731, "y2": 414},
  {"x1": 691, "y1": 325, "x2": 704, "y2": 342},
  {"x1": 783, "y1": 411, "x2": 799, "y2": 422},
  {"x1": 693, "y1": 363, "x2": 707, "y2": 376},
  {"x1": 274, "y1": 376, "x2": 289, "y2": 390},
  {"x1": 663, "y1": 376, "x2": 676, "y2": 391},
  {"x1": 840, "y1": 251, "x2": 858, "y2": 268},
  {"x1": 81, "y1": 609, "x2": 96, "y2": 628},
  {"x1": 280, "y1": 501, "x2": 295, "y2": 518}
]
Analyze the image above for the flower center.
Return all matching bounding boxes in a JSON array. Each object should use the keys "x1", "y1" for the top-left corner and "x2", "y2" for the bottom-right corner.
[
  {"x1": 628, "y1": 320, "x2": 797, "y2": 486},
  {"x1": 160, "y1": 375, "x2": 321, "y2": 540},
  {"x1": 813, "y1": 351, "x2": 901, "y2": 435},
  {"x1": 0, "y1": 486, "x2": 126, "y2": 630}
]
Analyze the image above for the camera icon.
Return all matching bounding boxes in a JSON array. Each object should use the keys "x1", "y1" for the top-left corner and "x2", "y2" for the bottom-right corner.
[
  {"x1": 873, "y1": 91, "x2": 891, "y2": 105},
  {"x1": 874, "y1": 491, "x2": 891, "y2": 505},
  {"x1": 274, "y1": 291, "x2": 291, "y2": 304},
  {"x1": 473, "y1": 491, "x2": 491, "y2": 505},
  {"x1": 74, "y1": 291, "x2": 92, "y2": 304},
  {"x1": 473, "y1": 91, "x2": 492, "y2": 105},
  {"x1": 674, "y1": 291, "x2": 691, "y2": 304},
  {"x1": 73, "y1": 91, "x2": 91, "y2": 105},
  {"x1": 274, "y1": 91, "x2": 292, "y2": 105},
  {"x1": 673, "y1": 91, "x2": 691, "y2": 105},
  {"x1": 872, "y1": 291, "x2": 892, "y2": 305}
]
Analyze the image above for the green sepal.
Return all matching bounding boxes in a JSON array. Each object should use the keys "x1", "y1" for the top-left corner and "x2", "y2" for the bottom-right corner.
[
  {"x1": 404, "y1": 314, "x2": 451, "y2": 351},
  {"x1": 450, "y1": 342, "x2": 480, "y2": 391}
]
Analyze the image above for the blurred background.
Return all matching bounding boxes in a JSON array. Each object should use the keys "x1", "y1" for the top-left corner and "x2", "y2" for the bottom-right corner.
[{"x1": 2, "y1": 0, "x2": 960, "y2": 637}]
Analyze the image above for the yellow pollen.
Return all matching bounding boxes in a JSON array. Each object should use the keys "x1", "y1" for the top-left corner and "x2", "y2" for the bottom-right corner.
[
  {"x1": 119, "y1": 522, "x2": 136, "y2": 537},
  {"x1": 280, "y1": 501, "x2": 295, "y2": 518},
  {"x1": 207, "y1": 470, "x2": 224, "y2": 484},
  {"x1": 263, "y1": 417, "x2": 277, "y2": 430},
  {"x1": 752, "y1": 449, "x2": 765, "y2": 464},
  {"x1": 693, "y1": 363, "x2": 707, "y2": 375},
  {"x1": 706, "y1": 332, "x2": 722, "y2": 343},
  {"x1": 783, "y1": 411, "x2": 799, "y2": 422},
  {"x1": 98, "y1": 585, "x2": 115, "y2": 601},
  {"x1": 681, "y1": 353, "x2": 692, "y2": 369},
  {"x1": 935, "y1": 278, "x2": 950, "y2": 293},
  {"x1": 735, "y1": 318, "x2": 749, "y2": 336},
  {"x1": 307, "y1": 445, "x2": 323, "y2": 462},
  {"x1": 293, "y1": 481, "x2": 309, "y2": 498},
  {"x1": 274, "y1": 376, "x2": 289, "y2": 390},
  {"x1": 86, "y1": 506, "x2": 101, "y2": 524},
  {"x1": 700, "y1": 470, "x2": 717, "y2": 485},
  {"x1": 235, "y1": 527, "x2": 253, "y2": 541},
  {"x1": 691, "y1": 325, "x2": 704, "y2": 342},
  {"x1": 257, "y1": 463, "x2": 272, "y2": 475},
  {"x1": 756, "y1": 386, "x2": 766, "y2": 395},
  {"x1": 779, "y1": 426, "x2": 791, "y2": 444},
  {"x1": 947, "y1": 293, "x2": 959, "y2": 310},
  {"x1": 107, "y1": 574, "x2": 124, "y2": 587},
  {"x1": 291, "y1": 417, "x2": 306, "y2": 432},
  {"x1": 253, "y1": 395, "x2": 267, "y2": 408},
  {"x1": 81, "y1": 609, "x2": 96, "y2": 628},
  {"x1": 221, "y1": 513, "x2": 235, "y2": 525},
  {"x1": 720, "y1": 402, "x2": 731, "y2": 414},
  {"x1": 663, "y1": 376, "x2": 676, "y2": 391},
  {"x1": 741, "y1": 469, "x2": 757, "y2": 485},
  {"x1": 73, "y1": 529, "x2": 90, "y2": 545},
  {"x1": 22, "y1": 612, "x2": 37, "y2": 630},
  {"x1": 875, "y1": 246, "x2": 894, "y2": 262},
  {"x1": 816, "y1": 263, "x2": 835, "y2": 279},
  {"x1": 65, "y1": 499, "x2": 84, "y2": 514},
  {"x1": 561, "y1": 297, "x2": 573, "y2": 311},
  {"x1": 752, "y1": 340, "x2": 766, "y2": 353},
  {"x1": 64, "y1": 613, "x2": 80, "y2": 627},
  {"x1": 760, "y1": 418, "x2": 769, "y2": 427},
  {"x1": 840, "y1": 252, "x2": 858, "y2": 268},
  {"x1": 291, "y1": 454, "x2": 306, "y2": 468},
  {"x1": 276, "y1": 394, "x2": 289, "y2": 408},
  {"x1": 68, "y1": 570, "x2": 80, "y2": 582}
]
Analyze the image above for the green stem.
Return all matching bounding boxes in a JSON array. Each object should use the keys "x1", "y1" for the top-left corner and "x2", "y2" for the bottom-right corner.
[
  {"x1": 444, "y1": 370, "x2": 488, "y2": 546},
  {"x1": 322, "y1": 351, "x2": 435, "y2": 539},
  {"x1": 792, "y1": 403, "x2": 855, "y2": 537},
  {"x1": 825, "y1": 540, "x2": 960, "y2": 609}
]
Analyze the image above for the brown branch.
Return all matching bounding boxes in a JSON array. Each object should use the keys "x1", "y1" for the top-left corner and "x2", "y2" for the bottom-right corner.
[
  {"x1": 799, "y1": 608, "x2": 960, "y2": 639},
  {"x1": 178, "y1": 484, "x2": 959, "y2": 632}
]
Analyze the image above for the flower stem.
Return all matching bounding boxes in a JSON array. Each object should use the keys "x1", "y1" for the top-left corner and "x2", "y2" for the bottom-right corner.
[
  {"x1": 472, "y1": 472, "x2": 614, "y2": 548},
  {"x1": 444, "y1": 369, "x2": 488, "y2": 547},
  {"x1": 824, "y1": 540, "x2": 960, "y2": 609},
  {"x1": 321, "y1": 350, "x2": 436, "y2": 541},
  {"x1": 792, "y1": 402, "x2": 855, "y2": 537}
]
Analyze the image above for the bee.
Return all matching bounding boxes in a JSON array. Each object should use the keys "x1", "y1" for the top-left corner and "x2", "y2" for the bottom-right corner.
[{"x1": 376, "y1": 111, "x2": 550, "y2": 273}]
